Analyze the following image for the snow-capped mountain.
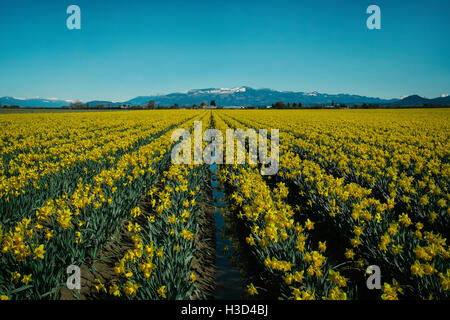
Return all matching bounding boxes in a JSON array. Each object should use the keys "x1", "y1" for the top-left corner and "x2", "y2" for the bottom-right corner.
[
  {"x1": 187, "y1": 87, "x2": 248, "y2": 95},
  {"x1": 124, "y1": 86, "x2": 396, "y2": 106}
]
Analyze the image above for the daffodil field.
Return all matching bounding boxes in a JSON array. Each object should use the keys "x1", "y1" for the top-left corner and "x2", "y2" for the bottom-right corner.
[{"x1": 0, "y1": 108, "x2": 449, "y2": 300}]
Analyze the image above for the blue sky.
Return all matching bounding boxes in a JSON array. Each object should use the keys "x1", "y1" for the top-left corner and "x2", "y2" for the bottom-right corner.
[{"x1": 0, "y1": 0, "x2": 448, "y2": 102}]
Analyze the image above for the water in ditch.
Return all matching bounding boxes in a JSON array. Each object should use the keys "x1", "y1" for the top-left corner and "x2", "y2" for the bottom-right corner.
[{"x1": 210, "y1": 161, "x2": 243, "y2": 299}]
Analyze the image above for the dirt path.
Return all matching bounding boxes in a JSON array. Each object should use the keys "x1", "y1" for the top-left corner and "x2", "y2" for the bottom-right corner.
[{"x1": 58, "y1": 226, "x2": 135, "y2": 300}]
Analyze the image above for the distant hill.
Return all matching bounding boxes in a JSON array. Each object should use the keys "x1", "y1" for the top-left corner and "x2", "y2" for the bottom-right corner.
[
  {"x1": 389, "y1": 95, "x2": 450, "y2": 107},
  {"x1": 85, "y1": 100, "x2": 123, "y2": 107},
  {"x1": 1, "y1": 88, "x2": 449, "y2": 108}
]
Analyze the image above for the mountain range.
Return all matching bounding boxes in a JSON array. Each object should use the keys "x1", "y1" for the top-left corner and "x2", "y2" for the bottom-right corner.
[
  {"x1": 1, "y1": 87, "x2": 449, "y2": 108},
  {"x1": 0, "y1": 96, "x2": 76, "y2": 108}
]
